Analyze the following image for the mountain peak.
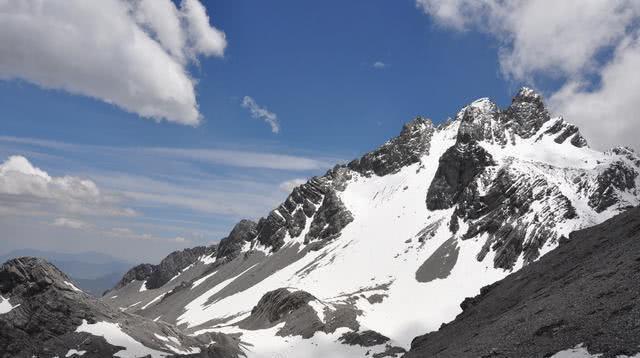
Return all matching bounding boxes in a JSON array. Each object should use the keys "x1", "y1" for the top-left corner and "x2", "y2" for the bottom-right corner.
[
  {"x1": 0, "y1": 256, "x2": 81, "y2": 295},
  {"x1": 513, "y1": 86, "x2": 542, "y2": 102}
]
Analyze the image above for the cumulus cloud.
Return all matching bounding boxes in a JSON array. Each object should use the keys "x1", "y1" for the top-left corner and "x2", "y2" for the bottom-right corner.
[
  {"x1": 242, "y1": 96, "x2": 280, "y2": 134},
  {"x1": 0, "y1": 155, "x2": 133, "y2": 217},
  {"x1": 0, "y1": 0, "x2": 226, "y2": 125},
  {"x1": 279, "y1": 178, "x2": 308, "y2": 192},
  {"x1": 417, "y1": 0, "x2": 640, "y2": 150}
]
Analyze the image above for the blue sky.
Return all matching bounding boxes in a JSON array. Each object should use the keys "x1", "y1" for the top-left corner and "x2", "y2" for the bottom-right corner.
[{"x1": 1, "y1": 0, "x2": 638, "y2": 262}]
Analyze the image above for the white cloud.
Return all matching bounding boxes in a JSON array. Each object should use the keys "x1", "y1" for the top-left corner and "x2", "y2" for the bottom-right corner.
[
  {"x1": 242, "y1": 96, "x2": 280, "y2": 134},
  {"x1": 0, "y1": 135, "x2": 340, "y2": 171},
  {"x1": 417, "y1": 0, "x2": 640, "y2": 151},
  {"x1": 549, "y1": 34, "x2": 640, "y2": 151},
  {"x1": 52, "y1": 217, "x2": 89, "y2": 230},
  {"x1": 372, "y1": 61, "x2": 387, "y2": 69},
  {"x1": 0, "y1": 155, "x2": 133, "y2": 217},
  {"x1": 0, "y1": 139, "x2": 345, "y2": 258},
  {"x1": 106, "y1": 226, "x2": 191, "y2": 243},
  {"x1": 181, "y1": 0, "x2": 227, "y2": 58},
  {"x1": 279, "y1": 178, "x2": 308, "y2": 192},
  {"x1": 148, "y1": 147, "x2": 334, "y2": 171},
  {"x1": 0, "y1": 0, "x2": 226, "y2": 125}
]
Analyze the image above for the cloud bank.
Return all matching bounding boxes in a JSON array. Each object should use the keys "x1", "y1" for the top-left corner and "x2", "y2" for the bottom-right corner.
[
  {"x1": 0, "y1": 155, "x2": 132, "y2": 217},
  {"x1": 242, "y1": 96, "x2": 280, "y2": 133},
  {"x1": 417, "y1": 0, "x2": 640, "y2": 151},
  {"x1": 0, "y1": 0, "x2": 226, "y2": 125}
]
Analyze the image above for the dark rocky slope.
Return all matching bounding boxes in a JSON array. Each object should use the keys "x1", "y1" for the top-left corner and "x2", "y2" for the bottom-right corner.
[
  {"x1": 404, "y1": 206, "x2": 640, "y2": 358},
  {"x1": 0, "y1": 257, "x2": 240, "y2": 358}
]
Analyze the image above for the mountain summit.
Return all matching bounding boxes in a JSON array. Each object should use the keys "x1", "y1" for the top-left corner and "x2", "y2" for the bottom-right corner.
[{"x1": 39, "y1": 89, "x2": 640, "y2": 357}]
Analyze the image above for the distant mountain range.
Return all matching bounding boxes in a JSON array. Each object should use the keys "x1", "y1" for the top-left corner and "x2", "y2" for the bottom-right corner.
[{"x1": 0, "y1": 249, "x2": 132, "y2": 296}]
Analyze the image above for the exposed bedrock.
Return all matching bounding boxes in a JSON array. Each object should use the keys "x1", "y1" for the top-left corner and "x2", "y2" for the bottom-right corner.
[
  {"x1": 425, "y1": 137, "x2": 495, "y2": 211},
  {"x1": 348, "y1": 117, "x2": 435, "y2": 176},
  {"x1": 238, "y1": 288, "x2": 359, "y2": 339},
  {"x1": 502, "y1": 87, "x2": 551, "y2": 139},
  {"x1": 462, "y1": 164, "x2": 578, "y2": 269},
  {"x1": 0, "y1": 257, "x2": 234, "y2": 358},
  {"x1": 588, "y1": 160, "x2": 638, "y2": 213},
  {"x1": 216, "y1": 219, "x2": 258, "y2": 261},
  {"x1": 256, "y1": 166, "x2": 354, "y2": 252},
  {"x1": 113, "y1": 246, "x2": 217, "y2": 291},
  {"x1": 339, "y1": 330, "x2": 389, "y2": 347}
]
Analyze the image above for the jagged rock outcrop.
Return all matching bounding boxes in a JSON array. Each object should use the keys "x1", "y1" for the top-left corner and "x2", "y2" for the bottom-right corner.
[
  {"x1": 457, "y1": 88, "x2": 587, "y2": 149},
  {"x1": 239, "y1": 288, "x2": 359, "y2": 339},
  {"x1": 543, "y1": 118, "x2": 589, "y2": 147},
  {"x1": 405, "y1": 207, "x2": 640, "y2": 358},
  {"x1": 588, "y1": 160, "x2": 638, "y2": 213},
  {"x1": 216, "y1": 219, "x2": 258, "y2": 261},
  {"x1": 502, "y1": 87, "x2": 551, "y2": 140},
  {"x1": 348, "y1": 117, "x2": 435, "y2": 176},
  {"x1": 425, "y1": 88, "x2": 608, "y2": 269},
  {"x1": 456, "y1": 98, "x2": 506, "y2": 145},
  {"x1": 426, "y1": 137, "x2": 495, "y2": 212},
  {"x1": 255, "y1": 166, "x2": 354, "y2": 252},
  {"x1": 0, "y1": 257, "x2": 239, "y2": 358},
  {"x1": 461, "y1": 163, "x2": 578, "y2": 268},
  {"x1": 304, "y1": 190, "x2": 354, "y2": 246},
  {"x1": 114, "y1": 263, "x2": 154, "y2": 290},
  {"x1": 339, "y1": 330, "x2": 390, "y2": 347},
  {"x1": 113, "y1": 245, "x2": 216, "y2": 291}
]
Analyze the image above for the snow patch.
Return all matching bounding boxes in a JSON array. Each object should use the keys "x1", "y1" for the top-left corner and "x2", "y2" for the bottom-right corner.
[
  {"x1": 141, "y1": 292, "x2": 167, "y2": 310},
  {"x1": 75, "y1": 320, "x2": 169, "y2": 358},
  {"x1": 199, "y1": 254, "x2": 217, "y2": 265},
  {"x1": 0, "y1": 296, "x2": 19, "y2": 314},
  {"x1": 192, "y1": 270, "x2": 218, "y2": 289},
  {"x1": 63, "y1": 281, "x2": 82, "y2": 292}
]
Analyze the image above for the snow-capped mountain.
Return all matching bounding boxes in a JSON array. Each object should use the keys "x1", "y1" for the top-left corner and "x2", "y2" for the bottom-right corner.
[{"x1": 103, "y1": 88, "x2": 640, "y2": 357}]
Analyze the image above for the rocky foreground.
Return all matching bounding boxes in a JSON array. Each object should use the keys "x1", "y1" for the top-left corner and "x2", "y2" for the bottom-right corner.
[
  {"x1": 405, "y1": 206, "x2": 640, "y2": 358},
  {"x1": 0, "y1": 257, "x2": 241, "y2": 358}
]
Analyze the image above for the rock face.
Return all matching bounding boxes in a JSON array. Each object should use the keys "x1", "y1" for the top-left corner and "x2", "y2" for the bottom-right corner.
[
  {"x1": 503, "y1": 87, "x2": 551, "y2": 139},
  {"x1": 339, "y1": 330, "x2": 390, "y2": 347},
  {"x1": 255, "y1": 166, "x2": 354, "y2": 252},
  {"x1": 216, "y1": 219, "x2": 258, "y2": 261},
  {"x1": 114, "y1": 245, "x2": 217, "y2": 291},
  {"x1": 461, "y1": 163, "x2": 578, "y2": 268},
  {"x1": 348, "y1": 117, "x2": 435, "y2": 176},
  {"x1": 0, "y1": 257, "x2": 240, "y2": 358},
  {"x1": 238, "y1": 288, "x2": 360, "y2": 339},
  {"x1": 426, "y1": 138, "x2": 495, "y2": 211},
  {"x1": 304, "y1": 190, "x2": 354, "y2": 246},
  {"x1": 404, "y1": 206, "x2": 640, "y2": 358},
  {"x1": 589, "y1": 160, "x2": 638, "y2": 212}
]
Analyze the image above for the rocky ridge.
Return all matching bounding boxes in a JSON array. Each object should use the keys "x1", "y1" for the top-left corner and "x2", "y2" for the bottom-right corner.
[
  {"x1": 114, "y1": 245, "x2": 217, "y2": 292},
  {"x1": 0, "y1": 257, "x2": 241, "y2": 358}
]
